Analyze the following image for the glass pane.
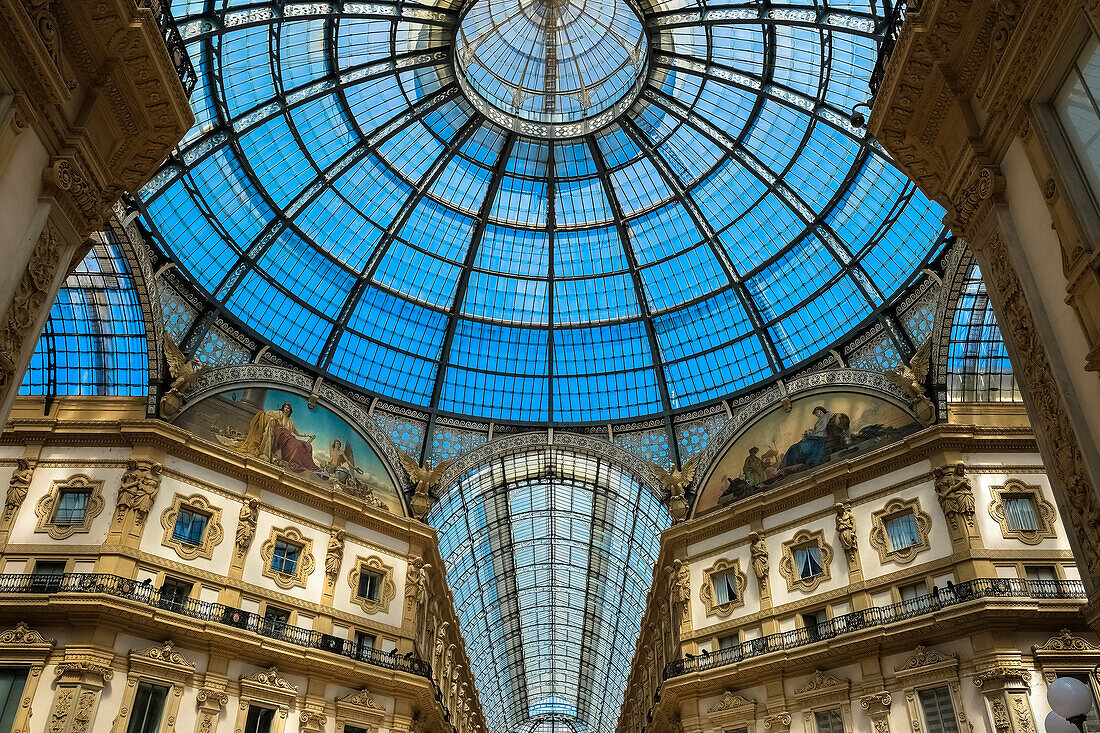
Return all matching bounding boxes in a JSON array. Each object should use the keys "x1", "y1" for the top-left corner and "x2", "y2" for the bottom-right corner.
[
  {"x1": 1005, "y1": 497, "x2": 1039, "y2": 531},
  {"x1": 1056, "y1": 36, "x2": 1100, "y2": 209},
  {"x1": 918, "y1": 686, "x2": 959, "y2": 733},
  {"x1": 886, "y1": 513, "x2": 920, "y2": 551},
  {"x1": 126, "y1": 682, "x2": 169, "y2": 733},
  {"x1": 0, "y1": 667, "x2": 28, "y2": 733},
  {"x1": 815, "y1": 709, "x2": 844, "y2": 733},
  {"x1": 54, "y1": 491, "x2": 89, "y2": 524}
]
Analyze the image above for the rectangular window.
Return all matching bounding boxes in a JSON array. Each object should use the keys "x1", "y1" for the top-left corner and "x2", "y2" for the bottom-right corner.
[
  {"x1": 158, "y1": 577, "x2": 193, "y2": 612},
  {"x1": 355, "y1": 631, "x2": 376, "y2": 659},
  {"x1": 53, "y1": 490, "x2": 90, "y2": 524},
  {"x1": 900, "y1": 582, "x2": 926, "y2": 602},
  {"x1": 344, "y1": 727, "x2": 371, "y2": 733},
  {"x1": 243, "y1": 705, "x2": 276, "y2": 733},
  {"x1": 0, "y1": 667, "x2": 29, "y2": 733},
  {"x1": 1054, "y1": 35, "x2": 1100, "y2": 211},
  {"x1": 717, "y1": 634, "x2": 738, "y2": 650},
  {"x1": 885, "y1": 513, "x2": 921, "y2": 551},
  {"x1": 171, "y1": 507, "x2": 209, "y2": 545},
  {"x1": 795, "y1": 545, "x2": 824, "y2": 579},
  {"x1": 262, "y1": 607, "x2": 290, "y2": 638},
  {"x1": 814, "y1": 709, "x2": 845, "y2": 733},
  {"x1": 357, "y1": 571, "x2": 383, "y2": 601},
  {"x1": 1004, "y1": 497, "x2": 1039, "y2": 531},
  {"x1": 125, "y1": 681, "x2": 170, "y2": 733},
  {"x1": 712, "y1": 570, "x2": 739, "y2": 605},
  {"x1": 1026, "y1": 566, "x2": 1058, "y2": 582},
  {"x1": 270, "y1": 540, "x2": 300, "y2": 575},
  {"x1": 918, "y1": 686, "x2": 960, "y2": 733},
  {"x1": 30, "y1": 561, "x2": 65, "y2": 593}
]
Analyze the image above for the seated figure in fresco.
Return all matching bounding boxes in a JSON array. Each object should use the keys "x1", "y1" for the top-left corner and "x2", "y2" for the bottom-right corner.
[
  {"x1": 238, "y1": 402, "x2": 319, "y2": 472},
  {"x1": 780, "y1": 406, "x2": 851, "y2": 471}
]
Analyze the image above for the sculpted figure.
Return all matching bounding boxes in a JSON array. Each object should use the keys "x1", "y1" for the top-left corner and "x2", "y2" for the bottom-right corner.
[
  {"x1": 160, "y1": 334, "x2": 205, "y2": 420},
  {"x1": 749, "y1": 531, "x2": 769, "y2": 589},
  {"x1": 116, "y1": 460, "x2": 162, "y2": 525},
  {"x1": 406, "y1": 558, "x2": 430, "y2": 617},
  {"x1": 398, "y1": 451, "x2": 451, "y2": 521},
  {"x1": 835, "y1": 502, "x2": 857, "y2": 553},
  {"x1": 652, "y1": 457, "x2": 699, "y2": 524},
  {"x1": 235, "y1": 498, "x2": 259, "y2": 556},
  {"x1": 885, "y1": 339, "x2": 935, "y2": 427},
  {"x1": 325, "y1": 529, "x2": 344, "y2": 584},
  {"x1": 5, "y1": 458, "x2": 32, "y2": 519},
  {"x1": 933, "y1": 462, "x2": 976, "y2": 528}
]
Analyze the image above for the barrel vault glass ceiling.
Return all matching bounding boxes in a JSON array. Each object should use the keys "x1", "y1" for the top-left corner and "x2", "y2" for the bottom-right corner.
[
  {"x1": 428, "y1": 448, "x2": 670, "y2": 733},
  {"x1": 137, "y1": 0, "x2": 946, "y2": 426}
]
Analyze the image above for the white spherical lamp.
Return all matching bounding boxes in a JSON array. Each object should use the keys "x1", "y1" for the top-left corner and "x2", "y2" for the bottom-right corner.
[
  {"x1": 1047, "y1": 711, "x2": 1081, "y2": 733},
  {"x1": 1049, "y1": 677, "x2": 1093, "y2": 719}
]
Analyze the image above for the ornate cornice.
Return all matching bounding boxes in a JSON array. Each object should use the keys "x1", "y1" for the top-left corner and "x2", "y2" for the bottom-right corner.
[
  {"x1": 0, "y1": 621, "x2": 53, "y2": 646},
  {"x1": 1034, "y1": 629, "x2": 1100, "y2": 653}
]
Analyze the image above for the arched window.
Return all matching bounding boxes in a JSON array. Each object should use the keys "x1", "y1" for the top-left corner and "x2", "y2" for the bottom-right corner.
[{"x1": 946, "y1": 264, "x2": 1021, "y2": 402}]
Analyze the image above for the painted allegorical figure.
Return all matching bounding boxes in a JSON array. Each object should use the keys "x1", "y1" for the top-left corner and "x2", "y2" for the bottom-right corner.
[{"x1": 237, "y1": 402, "x2": 318, "y2": 472}]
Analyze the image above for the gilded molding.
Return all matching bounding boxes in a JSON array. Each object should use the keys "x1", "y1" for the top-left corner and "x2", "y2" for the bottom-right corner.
[
  {"x1": 987, "y1": 479, "x2": 1057, "y2": 545},
  {"x1": 34, "y1": 474, "x2": 105, "y2": 539},
  {"x1": 260, "y1": 526, "x2": 316, "y2": 590},
  {"x1": 699, "y1": 558, "x2": 747, "y2": 617},
  {"x1": 868, "y1": 497, "x2": 933, "y2": 565},
  {"x1": 779, "y1": 529, "x2": 832, "y2": 593},
  {"x1": 347, "y1": 555, "x2": 397, "y2": 615},
  {"x1": 159, "y1": 492, "x2": 224, "y2": 560}
]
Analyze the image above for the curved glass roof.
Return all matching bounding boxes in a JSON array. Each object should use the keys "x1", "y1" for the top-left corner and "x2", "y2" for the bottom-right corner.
[
  {"x1": 138, "y1": 0, "x2": 945, "y2": 424},
  {"x1": 427, "y1": 448, "x2": 669, "y2": 733}
]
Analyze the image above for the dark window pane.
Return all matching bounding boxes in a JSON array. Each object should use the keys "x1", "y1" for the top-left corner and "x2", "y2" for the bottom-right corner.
[
  {"x1": 53, "y1": 491, "x2": 90, "y2": 524},
  {"x1": 918, "y1": 686, "x2": 959, "y2": 733},
  {"x1": 172, "y1": 508, "x2": 209, "y2": 545},
  {"x1": 244, "y1": 705, "x2": 275, "y2": 733},
  {"x1": 0, "y1": 667, "x2": 28, "y2": 733},
  {"x1": 126, "y1": 681, "x2": 170, "y2": 733}
]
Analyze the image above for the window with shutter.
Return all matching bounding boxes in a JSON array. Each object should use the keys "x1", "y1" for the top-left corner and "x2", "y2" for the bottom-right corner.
[{"x1": 918, "y1": 686, "x2": 959, "y2": 733}]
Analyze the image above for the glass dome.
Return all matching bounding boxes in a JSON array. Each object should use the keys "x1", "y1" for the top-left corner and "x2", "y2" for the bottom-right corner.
[{"x1": 139, "y1": 0, "x2": 945, "y2": 425}]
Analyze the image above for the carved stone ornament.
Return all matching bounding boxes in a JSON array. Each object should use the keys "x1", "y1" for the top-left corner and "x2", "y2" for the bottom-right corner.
[
  {"x1": 933, "y1": 462, "x2": 977, "y2": 530},
  {"x1": 34, "y1": 474, "x2": 105, "y2": 539},
  {"x1": 398, "y1": 450, "x2": 449, "y2": 521},
  {"x1": 131, "y1": 640, "x2": 194, "y2": 668},
  {"x1": 54, "y1": 660, "x2": 113, "y2": 683},
  {"x1": 115, "y1": 459, "x2": 162, "y2": 526},
  {"x1": 0, "y1": 621, "x2": 54, "y2": 645},
  {"x1": 795, "y1": 669, "x2": 848, "y2": 695},
  {"x1": 779, "y1": 529, "x2": 833, "y2": 593},
  {"x1": 987, "y1": 479, "x2": 1057, "y2": 544},
  {"x1": 196, "y1": 688, "x2": 229, "y2": 708},
  {"x1": 1034, "y1": 629, "x2": 1099, "y2": 652},
  {"x1": 338, "y1": 688, "x2": 384, "y2": 710},
  {"x1": 859, "y1": 691, "x2": 892, "y2": 717},
  {"x1": 699, "y1": 558, "x2": 748, "y2": 617},
  {"x1": 405, "y1": 557, "x2": 430, "y2": 622},
  {"x1": 894, "y1": 645, "x2": 957, "y2": 673},
  {"x1": 160, "y1": 493, "x2": 223, "y2": 560},
  {"x1": 347, "y1": 555, "x2": 397, "y2": 615},
  {"x1": 0, "y1": 222, "x2": 63, "y2": 393},
  {"x1": 706, "y1": 690, "x2": 754, "y2": 713},
  {"x1": 260, "y1": 526, "x2": 316, "y2": 590},
  {"x1": 749, "y1": 531, "x2": 769, "y2": 591},
  {"x1": 4, "y1": 458, "x2": 33, "y2": 520},
  {"x1": 159, "y1": 332, "x2": 205, "y2": 419},
  {"x1": 868, "y1": 497, "x2": 933, "y2": 564},
  {"x1": 974, "y1": 663, "x2": 1031, "y2": 690},
  {"x1": 651, "y1": 456, "x2": 699, "y2": 523},
  {"x1": 235, "y1": 497, "x2": 258, "y2": 557},
  {"x1": 883, "y1": 338, "x2": 935, "y2": 426},
  {"x1": 763, "y1": 712, "x2": 793, "y2": 730},
  {"x1": 325, "y1": 529, "x2": 345, "y2": 585},
  {"x1": 241, "y1": 666, "x2": 297, "y2": 692}
]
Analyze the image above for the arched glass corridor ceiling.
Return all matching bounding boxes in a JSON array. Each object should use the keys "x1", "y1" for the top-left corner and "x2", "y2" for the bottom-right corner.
[
  {"x1": 136, "y1": 0, "x2": 947, "y2": 425},
  {"x1": 426, "y1": 448, "x2": 670, "y2": 733}
]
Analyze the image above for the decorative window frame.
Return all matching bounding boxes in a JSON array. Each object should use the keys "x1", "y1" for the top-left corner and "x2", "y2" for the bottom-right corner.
[
  {"x1": 114, "y1": 640, "x2": 195, "y2": 733},
  {"x1": 779, "y1": 529, "x2": 833, "y2": 593},
  {"x1": 260, "y1": 526, "x2": 315, "y2": 590},
  {"x1": 705, "y1": 690, "x2": 757, "y2": 732},
  {"x1": 700, "y1": 558, "x2": 748, "y2": 617},
  {"x1": 34, "y1": 474, "x2": 105, "y2": 539},
  {"x1": 795, "y1": 671, "x2": 852, "y2": 733},
  {"x1": 893, "y1": 646, "x2": 971, "y2": 733},
  {"x1": 335, "y1": 688, "x2": 387, "y2": 733},
  {"x1": 160, "y1": 493, "x2": 223, "y2": 560},
  {"x1": 1032, "y1": 628, "x2": 1100, "y2": 684},
  {"x1": 234, "y1": 667, "x2": 298, "y2": 733},
  {"x1": 988, "y1": 479, "x2": 1057, "y2": 544},
  {"x1": 0, "y1": 622, "x2": 55, "y2": 733},
  {"x1": 868, "y1": 497, "x2": 933, "y2": 565},
  {"x1": 347, "y1": 556, "x2": 397, "y2": 615}
]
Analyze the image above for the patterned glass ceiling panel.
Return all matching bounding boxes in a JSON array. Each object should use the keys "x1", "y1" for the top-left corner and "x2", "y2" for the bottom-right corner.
[
  {"x1": 137, "y1": 0, "x2": 947, "y2": 426},
  {"x1": 428, "y1": 449, "x2": 669, "y2": 733}
]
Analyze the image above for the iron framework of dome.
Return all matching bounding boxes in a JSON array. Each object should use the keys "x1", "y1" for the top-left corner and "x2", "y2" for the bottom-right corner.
[{"x1": 135, "y1": 0, "x2": 947, "y2": 427}]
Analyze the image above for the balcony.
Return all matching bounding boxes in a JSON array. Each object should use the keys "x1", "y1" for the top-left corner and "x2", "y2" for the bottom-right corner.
[
  {"x1": 0, "y1": 572, "x2": 429, "y2": 677},
  {"x1": 138, "y1": 0, "x2": 197, "y2": 97},
  {"x1": 665, "y1": 577, "x2": 1086, "y2": 679}
]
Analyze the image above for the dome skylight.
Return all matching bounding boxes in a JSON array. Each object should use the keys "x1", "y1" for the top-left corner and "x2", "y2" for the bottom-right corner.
[{"x1": 139, "y1": 0, "x2": 946, "y2": 426}]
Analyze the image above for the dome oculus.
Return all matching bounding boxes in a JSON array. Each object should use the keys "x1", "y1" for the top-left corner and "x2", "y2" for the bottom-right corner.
[{"x1": 455, "y1": 0, "x2": 648, "y2": 136}]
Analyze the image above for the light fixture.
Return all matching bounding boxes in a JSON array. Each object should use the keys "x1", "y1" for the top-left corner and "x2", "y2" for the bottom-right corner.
[
  {"x1": 1047, "y1": 711, "x2": 1083, "y2": 733},
  {"x1": 849, "y1": 102, "x2": 872, "y2": 128},
  {"x1": 1048, "y1": 676, "x2": 1094, "y2": 733}
]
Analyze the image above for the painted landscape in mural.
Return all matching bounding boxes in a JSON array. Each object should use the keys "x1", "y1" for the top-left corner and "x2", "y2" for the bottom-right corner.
[
  {"x1": 176, "y1": 388, "x2": 403, "y2": 514},
  {"x1": 696, "y1": 391, "x2": 919, "y2": 514}
]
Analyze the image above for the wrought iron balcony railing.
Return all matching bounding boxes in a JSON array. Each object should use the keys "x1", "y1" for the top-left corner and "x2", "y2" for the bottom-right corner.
[
  {"x1": 665, "y1": 577, "x2": 1086, "y2": 679},
  {"x1": 0, "y1": 572, "x2": 430, "y2": 677},
  {"x1": 869, "y1": 1, "x2": 907, "y2": 97},
  {"x1": 138, "y1": 0, "x2": 197, "y2": 97}
]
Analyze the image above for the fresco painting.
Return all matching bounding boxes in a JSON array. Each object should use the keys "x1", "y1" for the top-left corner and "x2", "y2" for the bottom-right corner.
[
  {"x1": 175, "y1": 387, "x2": 403, "y2": 515},
  {"x1": 696, "y1": 391, "x2": 919, "y2": 514}
]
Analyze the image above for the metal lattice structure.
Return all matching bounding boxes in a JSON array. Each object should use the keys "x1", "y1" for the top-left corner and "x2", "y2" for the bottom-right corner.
[
  {"x1": 134, "y1": 0, "x2": 949, "y2": 429},
  {"x1": 946, "y1": 263, "x2": 1021, "y2": 403}
]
